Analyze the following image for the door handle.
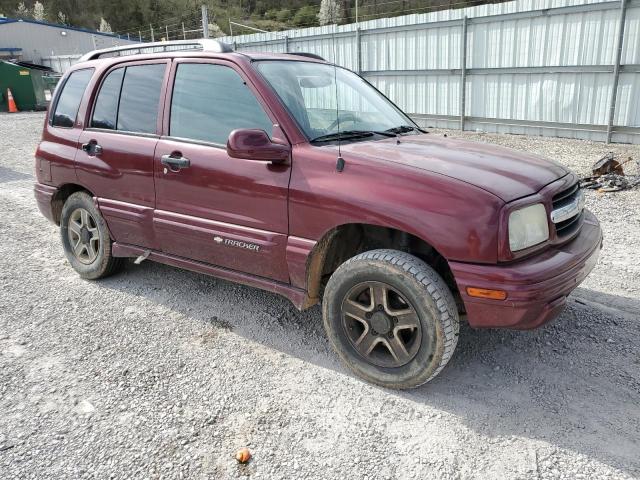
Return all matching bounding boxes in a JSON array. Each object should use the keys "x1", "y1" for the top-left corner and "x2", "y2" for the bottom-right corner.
[
  {"x1": 161, "y1": 154, "x2": 190, "y2": 171},
  {"x1": 81, "y1": 141, "x2": 102, "y2": 156}
]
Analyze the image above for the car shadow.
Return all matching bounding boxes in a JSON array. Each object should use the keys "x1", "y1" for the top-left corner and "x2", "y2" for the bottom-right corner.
[
  {"x1": 0, "y1": 165, "x2": 32, "y2": 183},
  {"x1": 100, "y1": 261, "x2": 639, "y2": 476}
]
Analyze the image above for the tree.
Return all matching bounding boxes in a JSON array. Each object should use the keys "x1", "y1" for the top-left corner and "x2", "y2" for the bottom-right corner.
[
  {"x1": 98, "y1": 17, "x2": 112, "y2": 33},
  {"x1": 15, "y1": 2, "x2": 29, "y2": 18},
  {"x1": 33, "y1": 1, "x2": 45, "y2": 21},
  {"x1": 318, "y1": 0, "x2": 341, "y2": 25}
]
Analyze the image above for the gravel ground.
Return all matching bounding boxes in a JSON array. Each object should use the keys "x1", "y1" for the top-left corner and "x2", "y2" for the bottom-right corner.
[{"x1": 0, "y1": 112, "x2": 638, "y2": 480}]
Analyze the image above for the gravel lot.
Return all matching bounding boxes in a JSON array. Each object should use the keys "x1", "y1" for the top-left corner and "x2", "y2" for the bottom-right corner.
[{"x1": 1, "y1": 112, "x2": 639, "y2": 479}]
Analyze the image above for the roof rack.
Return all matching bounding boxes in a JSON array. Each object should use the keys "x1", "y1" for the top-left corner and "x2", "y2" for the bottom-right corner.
[
  {"x1": 288, "y1": 52, "x2": 326, "y2": 61},
  {"x1": 79, "y1": 39, "x2": 233, "y2": 62}
]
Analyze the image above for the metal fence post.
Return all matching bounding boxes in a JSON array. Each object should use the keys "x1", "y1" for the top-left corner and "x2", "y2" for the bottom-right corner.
[
  {"x1": 285, "y1": 35, "x2": 289, "y2": 53},
  {"x1": 202, "y1": 5, "x2": 210, "y2": 39},
  {"x1": 460, "y1": 16, "x2": 468, "y2": 131},
  {"x1": 356, "y1": 28, "x2": 362, "y2": 74},
  {"x1": 606, "y1": 0, "x2": 628, "y2": 144},
  {"x1": 150, "y1": 24, "x2": 154, "y2": 42}
]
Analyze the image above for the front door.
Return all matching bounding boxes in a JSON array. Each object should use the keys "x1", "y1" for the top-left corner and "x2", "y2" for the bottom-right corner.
[
  {"x1": 153, "y1": 59, "x2": 291, "y2": 282},
  {"x1": 76, "y1": 60, "x2": 169, "y2": 250}
]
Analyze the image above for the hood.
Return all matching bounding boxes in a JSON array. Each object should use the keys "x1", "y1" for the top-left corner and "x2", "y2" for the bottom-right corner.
[{"x1": 339, "y1": 134, "x2": 568, "y2": 202}]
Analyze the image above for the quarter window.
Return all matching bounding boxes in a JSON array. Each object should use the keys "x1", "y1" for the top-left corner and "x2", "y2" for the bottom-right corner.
[
  {"x1": 51, "y1": 68, "x2": 94, "y2": 127},
  {"x1": 170, "y1": 63, "x2": 273, "y2": 145}
]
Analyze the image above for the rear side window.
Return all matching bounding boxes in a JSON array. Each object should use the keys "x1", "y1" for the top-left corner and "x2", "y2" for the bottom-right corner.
[
  {"x1": 169, "y1": 63, "x2": 272, "y2": 145},
  {"x1": 51, "y1": 68, "x2": 94, "y2": 127},
  {"x1": 90, "y1": 63, "x2": 165, "y2": 134},
  {"x1": 117, "y1": 64, "x2": 165, "y2": 134},
  {"x1": 91, "y1": 68, "x2": 124, "y2": 130}
]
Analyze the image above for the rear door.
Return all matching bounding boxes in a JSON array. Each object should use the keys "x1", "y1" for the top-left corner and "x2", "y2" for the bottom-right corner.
[
  {"x1": 38, "y1": 68, "x2": 94, "y2": 186},
  {"x1": 76, "y1": 60, "x2": 169, "y2": 250},
  {"x1": 153, "y1": 59, "x2": 291, "y2": 282}
]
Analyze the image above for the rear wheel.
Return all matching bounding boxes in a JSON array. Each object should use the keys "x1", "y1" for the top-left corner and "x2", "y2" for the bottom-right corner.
[
  {"x1": 322, "y1": 249, "x2": 459, "y2": 389},
  {"x1": 60, "y1": 191, "x2": 123, "y2": 279}
]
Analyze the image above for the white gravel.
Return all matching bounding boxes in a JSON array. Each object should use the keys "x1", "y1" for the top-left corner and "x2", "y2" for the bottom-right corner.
[{"x1": 0, "y1": 112, "x2": 639, "y2": 480}]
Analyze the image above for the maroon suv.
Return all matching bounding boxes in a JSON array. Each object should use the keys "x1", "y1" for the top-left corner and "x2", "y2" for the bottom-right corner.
[{"x1": 34, "y1": 40, "x2": 602, "y2": 388}]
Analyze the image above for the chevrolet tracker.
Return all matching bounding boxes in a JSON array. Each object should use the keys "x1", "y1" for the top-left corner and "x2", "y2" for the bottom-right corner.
[{"x1": 34, "y1": 40, "x2": 602, "y2": 389}]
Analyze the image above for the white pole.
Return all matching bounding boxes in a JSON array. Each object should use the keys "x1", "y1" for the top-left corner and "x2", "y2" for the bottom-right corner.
[{"x1": 201, "y1": 5, "x2": 209, "y2": 38}]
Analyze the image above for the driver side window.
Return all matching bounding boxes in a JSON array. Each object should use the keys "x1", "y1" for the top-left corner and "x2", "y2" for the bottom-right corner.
[{"x1": 170, "y1": 63, "x2": 273, "y2": 145}]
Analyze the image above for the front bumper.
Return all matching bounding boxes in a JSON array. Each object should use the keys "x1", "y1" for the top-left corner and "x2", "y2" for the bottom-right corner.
[{"x1": 450, "y1": 209, "x2": 602, "y2": 329}]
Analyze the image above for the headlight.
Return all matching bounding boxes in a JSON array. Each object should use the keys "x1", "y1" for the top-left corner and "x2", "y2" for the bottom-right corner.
[{"x1": 508, "y1": 203, "x2": 549, "y2": 252}]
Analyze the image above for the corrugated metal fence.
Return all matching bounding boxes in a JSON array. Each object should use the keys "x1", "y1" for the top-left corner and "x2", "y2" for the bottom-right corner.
[{"x1": 220, "y1": 0, "x2": 640, "y2": 143}]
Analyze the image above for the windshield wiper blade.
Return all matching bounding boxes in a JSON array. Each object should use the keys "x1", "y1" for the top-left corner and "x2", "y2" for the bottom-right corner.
[
  {"x1": 385, "y1": 125, "x2": 424, "y2": 134},
  {"x1": 310, "y1": 130, "x2": 395, "y2": 143}
]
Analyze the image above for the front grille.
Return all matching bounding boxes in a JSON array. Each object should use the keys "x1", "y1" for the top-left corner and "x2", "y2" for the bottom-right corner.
[
  {"x1": 552, "y1": 182, "x2": 579, "y2": 205},
  {"x1": 551, "y1": 181, "x2": 584, "y2": 238}
]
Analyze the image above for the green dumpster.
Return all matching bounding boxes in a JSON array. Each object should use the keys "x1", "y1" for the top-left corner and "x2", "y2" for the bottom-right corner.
[{"x1": 0, "y1": 60, "x2": 49, "y2": 112}]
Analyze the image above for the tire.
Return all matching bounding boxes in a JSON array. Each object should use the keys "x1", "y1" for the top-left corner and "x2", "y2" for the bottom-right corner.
[
  {"x1": 322, "y1": 249, "x2": 459, "y2": 389},
  {"x1": 60, "y1": 191, "x2": 124, "y2": 280}
]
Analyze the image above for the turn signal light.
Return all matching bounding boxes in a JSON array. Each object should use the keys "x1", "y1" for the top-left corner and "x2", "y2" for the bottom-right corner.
[{"x1": 466, "y1": 287, "x2": 507, "y2": 300}]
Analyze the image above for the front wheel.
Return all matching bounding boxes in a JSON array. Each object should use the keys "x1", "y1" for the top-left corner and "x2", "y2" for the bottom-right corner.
[
  {"x1": 322, "y1": 249, "x2": 459, "y2": 389},
  {"x1": 60, "y1": 191, "x2": 124, "y2": 280}
]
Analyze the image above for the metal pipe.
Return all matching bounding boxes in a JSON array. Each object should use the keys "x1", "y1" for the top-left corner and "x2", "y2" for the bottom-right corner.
[
  {"x1": 606, "y1": 0, "x2": 628, "y2": 143},
  {"x1": 356, "y1": 28, "x2": 361, "y2": 74},
  {"x1": 460, "y1": 16, "x2": 467, "y2": 131},
  {"x1": 201, "y1": 4, "x2": 209, "y2": 39}
]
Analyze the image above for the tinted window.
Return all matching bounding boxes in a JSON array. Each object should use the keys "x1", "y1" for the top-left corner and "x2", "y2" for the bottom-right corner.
[
  {"x1": 170, "y1": 63, "x2": 272, "y2": 145},
  {"x1": 51, "y1": 69, "x2": 93, "y2": 127},
  {"x1": 91, "y1": 68, "x2": 124, "y2": 130},
  {"x1": 117, "y1": 64, "x2": 165, "y2": 134}
]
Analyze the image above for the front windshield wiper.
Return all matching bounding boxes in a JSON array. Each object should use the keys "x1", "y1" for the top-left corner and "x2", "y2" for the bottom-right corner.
[
  {"x1": 385, "y1": 125, "x2": 425, "y2": 134},
  {"x1": 310, "y1": 130, "x2": 396, "y2": 143}
]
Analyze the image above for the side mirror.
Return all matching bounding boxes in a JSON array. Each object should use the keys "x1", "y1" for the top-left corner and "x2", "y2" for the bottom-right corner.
[{"x1": 226, "y1": 129, "x2": 290, "y2": 164}]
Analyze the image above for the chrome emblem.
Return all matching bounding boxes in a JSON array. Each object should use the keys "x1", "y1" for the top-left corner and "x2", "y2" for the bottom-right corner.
[
  {"x1": 213, "y1": 235, "x2": 260, "y2": 252},
  {"x1": 551, "y1": 190, "x2": 585, "y2": 223}
]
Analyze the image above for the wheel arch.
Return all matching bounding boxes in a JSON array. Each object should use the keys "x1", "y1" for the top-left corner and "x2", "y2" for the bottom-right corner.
[
  {"x1": 51, "y1": 183, "x2": 94, "y2": 225},
  {"x1": 304, "y1": 223, "x2": 461, "y2": 311}
]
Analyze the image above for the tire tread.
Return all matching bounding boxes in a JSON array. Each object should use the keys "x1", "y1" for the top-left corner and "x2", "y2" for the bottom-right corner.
[{"x1": 326, "y1": 249, "x2": 459, "y2": 388}]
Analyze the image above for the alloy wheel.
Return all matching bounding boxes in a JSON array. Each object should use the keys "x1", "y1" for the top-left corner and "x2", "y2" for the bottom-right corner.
[
  {"x1": 67, "y1": 208, "x2": 100, "y2": 265},
  {"x1": 341, "y1": 281, "x2": 422, "y2": 368}
]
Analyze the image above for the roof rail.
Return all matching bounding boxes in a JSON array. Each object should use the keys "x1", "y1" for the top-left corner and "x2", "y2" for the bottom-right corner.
[
  {"x1": 288, "y1": 52, "x2": 326, "y2": 61},
  {"x1": 79, "y1": 39, "x2": 233, "y2": 62}
]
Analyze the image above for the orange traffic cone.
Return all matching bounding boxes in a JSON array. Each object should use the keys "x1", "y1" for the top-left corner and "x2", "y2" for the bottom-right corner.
[{"x1": 6, "y1": 88, "x2": 18, "y2": 113}]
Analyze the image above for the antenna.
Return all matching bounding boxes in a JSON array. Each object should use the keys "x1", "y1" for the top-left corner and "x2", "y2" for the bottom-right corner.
[{"x1": 331, "y1": 21, "x2": 345, "y2": 172}]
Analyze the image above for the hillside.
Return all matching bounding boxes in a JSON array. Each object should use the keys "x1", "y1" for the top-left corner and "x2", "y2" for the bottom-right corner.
[{"x1": 0, "y1": 0, "x2": 494, "y2": 39}]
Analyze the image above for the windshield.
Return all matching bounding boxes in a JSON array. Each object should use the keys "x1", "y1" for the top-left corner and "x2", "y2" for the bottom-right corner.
[{"x1": 255, "y1": 60, "x2": 417, "y2": 142}]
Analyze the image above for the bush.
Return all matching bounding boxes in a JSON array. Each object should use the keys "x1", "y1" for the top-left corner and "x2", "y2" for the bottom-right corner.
[
  {"x1": 264, "y1": 9, "x2": 278, "y2": 20},
  {"x1": 292, "y1": 6, "x2": 318, "y2": 27},
  {"x1": 276, "y1": 8, "x2": 292, "y2": 23}
]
